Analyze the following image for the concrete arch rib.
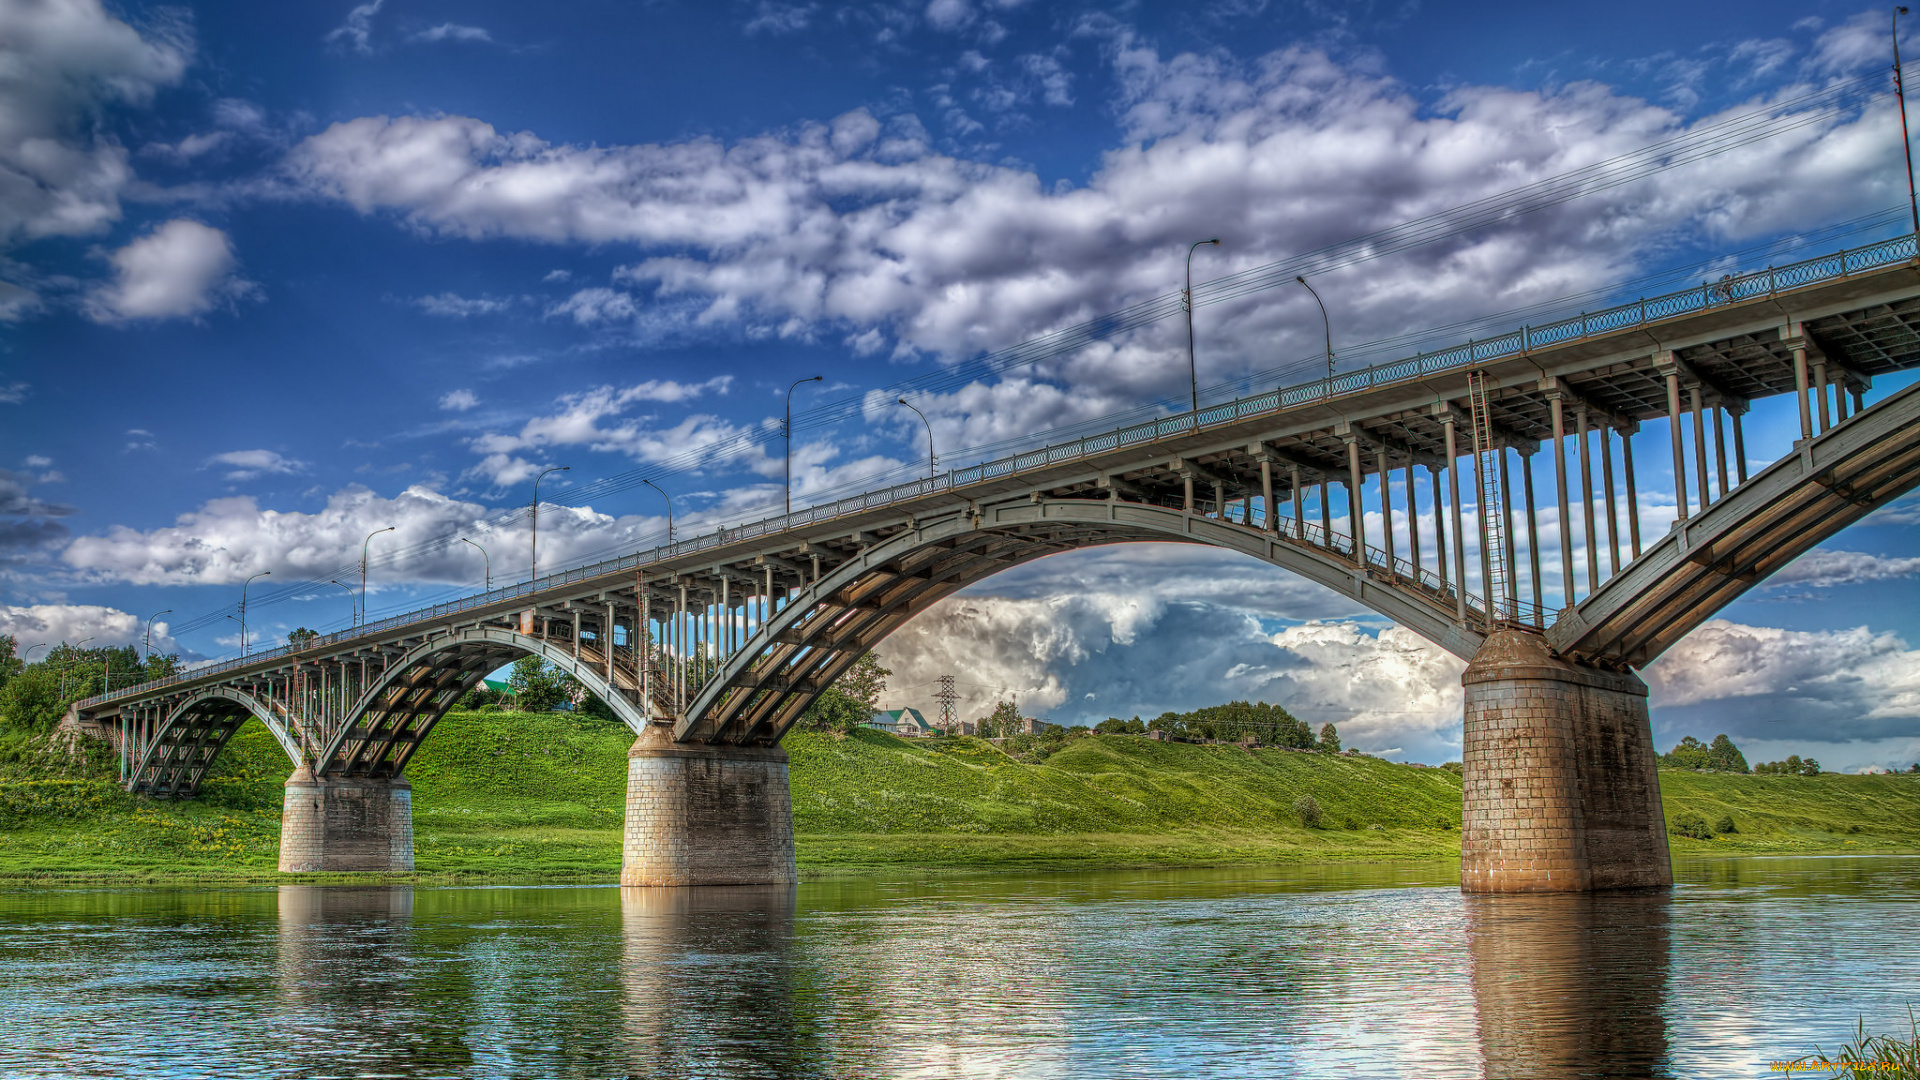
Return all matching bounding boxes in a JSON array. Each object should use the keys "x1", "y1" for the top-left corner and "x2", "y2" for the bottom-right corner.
[
  {"x1": 316, "y1": 627, "x2": 649, "y2": 779},
  {"x1": 128, "y1": 686, "x2": 301, "y2": 797},
  {"x1": 682, "y1": 501, "x2": 1484, "y2": 747}
]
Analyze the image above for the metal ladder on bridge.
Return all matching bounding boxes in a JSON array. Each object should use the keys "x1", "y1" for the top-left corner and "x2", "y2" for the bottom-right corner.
[{"x1": 1468, "y1": 370, "x2": 1511, "y2": 627}]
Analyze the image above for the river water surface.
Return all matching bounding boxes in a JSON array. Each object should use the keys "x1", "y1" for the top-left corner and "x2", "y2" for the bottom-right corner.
[{"x1": 1, "y1": 856, "x2": 1915, "y2": 1078}]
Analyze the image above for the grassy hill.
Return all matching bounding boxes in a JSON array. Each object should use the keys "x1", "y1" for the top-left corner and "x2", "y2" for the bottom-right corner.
[{"x1": 0, "y1": 710, "x2": 1913, "y2": 881}]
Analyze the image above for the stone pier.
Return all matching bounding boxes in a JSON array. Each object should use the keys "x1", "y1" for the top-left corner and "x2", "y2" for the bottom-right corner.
[
  {"x1": 277, "y1": 766, "x2": 415, "y2": 873},
  {"x1": 1460, "y1": 630, "x2": 1671, "y2": 893},
  {"x1": 621, "y1": 723, "x2": 797, "y2": 887}
]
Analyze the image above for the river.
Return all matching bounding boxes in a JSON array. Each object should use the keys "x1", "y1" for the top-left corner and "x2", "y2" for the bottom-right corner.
[{"x1": 0, "y1": 856, "x2": 1913, "y2": 1078}]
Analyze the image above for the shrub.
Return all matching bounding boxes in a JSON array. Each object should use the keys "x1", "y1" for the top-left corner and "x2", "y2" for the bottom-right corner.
[
  {"x1": 1670, "y1": 811, "x2": 1714, "y2": 839},
  {"x1": 1714, "y1": 814, "x2": 1737, "y2": 834},
  {"x1": 1293, "y1": 795, "x2": 1324, "y2": 828}
]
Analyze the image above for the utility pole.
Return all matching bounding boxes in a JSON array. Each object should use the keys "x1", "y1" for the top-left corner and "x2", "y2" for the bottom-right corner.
[
  {"x1": 1185, "y1": 238, "x2": 1221, "y2": 424},
  {"x1": 935, "y1": 674, "x2": 959, "y2": 733}
]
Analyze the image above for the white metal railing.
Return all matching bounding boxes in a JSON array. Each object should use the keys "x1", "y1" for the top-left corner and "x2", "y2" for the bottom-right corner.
[{"x1": 77, "y1": 233, "x2": 1915, "y2": 709}]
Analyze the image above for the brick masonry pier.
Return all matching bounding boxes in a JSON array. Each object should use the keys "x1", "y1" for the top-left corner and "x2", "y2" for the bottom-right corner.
[
  {"x1": 1460, "y1": 630, "x2": 1671, "y2": 893},
  {"x1": 621, "y1": 723, "x2": 797, "y2": 887},
  {"x1": 277, "y1": 765, "x2": 416, "y2": 873}
]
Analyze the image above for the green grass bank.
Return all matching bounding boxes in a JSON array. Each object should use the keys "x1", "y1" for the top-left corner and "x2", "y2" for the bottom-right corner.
[{"x1": 0, "y1": 709, "x2": 1915, "y2": 882}]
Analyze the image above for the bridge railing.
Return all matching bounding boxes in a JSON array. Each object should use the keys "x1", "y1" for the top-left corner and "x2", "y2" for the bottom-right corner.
[{"x1": 76, "y1": 232, "x2": 1912, "y2": 710}]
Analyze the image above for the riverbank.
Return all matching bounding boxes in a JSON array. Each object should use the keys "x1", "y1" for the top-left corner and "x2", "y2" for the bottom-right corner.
[{"x1": 0, "y1": 709, "x2": 1914, "y2": 883}]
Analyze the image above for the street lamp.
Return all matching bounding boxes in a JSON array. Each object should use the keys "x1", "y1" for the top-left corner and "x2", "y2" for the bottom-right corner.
[
  {"x1": 786, "y1": 375, "x2": 822, "y2": 516},
  {"x1": 327, "y1": 580, "x2": 357, "y2": 628},
  {"x1": 461, "y1": 537, "x2": 491, "y2": 590},
  {"x1": 530, "y1": 466, "x2": 570, "y2": 582},
  {"x1": 58, "y1": 637, "x2": 94, "y2": 699},
  {"x1": 642, "y1": 478, "x2": 674, "y2": 543},
  {"x1": 359, "y1": 527, "x2": 394, "y2": 628},
  {"x1": 1897, "y1": 7, "x2": 1920, "y2": 238},
  {"x1": 896, "y1": 398, "x2": 937, "y2": 482},
  {"x1": 240, "y1": 572, "x2": 270, "y2": 655},
  {"x1": 143, "y1": 610, "x2": 171, "y2": 663},
  {"x1": 24, "y1": 643, "x2": 47, "y2": 661},
  {"x1": 1295, "y1": 274, "x2": 1335, "y2": 384},
  {"x1": 1185, "y1": 238, "x2": 1221, "y2": 423}
]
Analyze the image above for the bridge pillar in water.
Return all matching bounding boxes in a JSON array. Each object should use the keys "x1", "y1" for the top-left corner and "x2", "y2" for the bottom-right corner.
[
  {"x1": 622, "y1": 723, "x2": 797, "y2": 887},
  {"x1": 1461, "y1": 630, "x2": 1670, "y2": 893},
  {"x1": 277, "y1": 766, "x2": 415, "y2": 873}
]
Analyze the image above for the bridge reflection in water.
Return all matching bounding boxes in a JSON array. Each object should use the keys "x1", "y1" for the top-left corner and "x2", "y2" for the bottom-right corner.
[{"x1": 1467, "y1": 892, "x2": 1672, "y2": 1079}]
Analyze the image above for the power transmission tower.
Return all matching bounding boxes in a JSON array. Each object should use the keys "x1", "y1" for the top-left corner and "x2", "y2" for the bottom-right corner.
[{"x1": 935, "y1": 675, "x2": 959, "y2": 732}]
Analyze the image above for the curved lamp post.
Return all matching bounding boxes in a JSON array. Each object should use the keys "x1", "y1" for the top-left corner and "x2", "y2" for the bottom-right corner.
[
  {"x1": 642, "y1": 478, "x2": 674, "y2": 543},
  {"x1": 240, "y1": 572, "x2": 270, "y2": 654},
  {"x1": 327, "y1": 580, "x2": 357, "y2": 629},
  {"x1": 1898, "y1": 7, "x2": 1920, "y2": 237},
  {"x1": 530, "y1": 466, "x2": 570, "y2": 583},
  {"x1": 896, "y1": 398, "x2": 937, "y2": 482},
  {"x1": 1295, "y1": 274, "x2": 1335, "y2": 383},
  {"x1": 461, "y1": 537, "x2": 491, "y2": 591},
  {"x1": 1186, "y1": 238, "x2": 1221, "y2": 423},
  {"x1": 143, "y1": 610, "x2": 171, "y2": 664},
  {"x1": 786, "y1": 375, "x2": 822, "y2": 516},
  {"x1": 359, "y1": 528, "x2": 394, "y2": 628},
  {"x1": 59, "y1": 637, "x2": 94, "y2": 699}
]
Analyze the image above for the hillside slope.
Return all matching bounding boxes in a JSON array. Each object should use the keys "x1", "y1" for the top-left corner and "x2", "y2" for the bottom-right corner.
[{"x1": 0, "y1": 711, "x2": 1911, "y2": 879}]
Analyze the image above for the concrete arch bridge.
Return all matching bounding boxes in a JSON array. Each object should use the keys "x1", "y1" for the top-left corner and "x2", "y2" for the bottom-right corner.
[{"x1": 71, "y1": 237, "x2": 1920, "y2": 892}]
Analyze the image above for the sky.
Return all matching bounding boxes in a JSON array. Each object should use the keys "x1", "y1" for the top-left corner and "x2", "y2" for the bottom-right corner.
[{"x1": 3, "y1": 0, "x2": 1920, "y2": 771}]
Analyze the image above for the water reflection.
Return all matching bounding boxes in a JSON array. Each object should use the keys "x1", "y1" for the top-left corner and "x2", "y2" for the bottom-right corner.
[
  {"x1": 1467, "y1": 891, "x2": 1672, "y2": 1079},
  {"x1": 620, "y1": 885, "x2": 825, "y2": 1077}
]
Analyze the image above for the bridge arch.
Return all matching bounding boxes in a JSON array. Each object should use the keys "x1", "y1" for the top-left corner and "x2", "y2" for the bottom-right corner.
[
  {"x1": 129, "y1": 686, "x2": 302, "y2": 797},
  {"x1": 681, "y1": 499, "x2": 1490, "y2": 746},
  {"x1": 314, "y1": 626, "x2": 650, "y2": 778}
]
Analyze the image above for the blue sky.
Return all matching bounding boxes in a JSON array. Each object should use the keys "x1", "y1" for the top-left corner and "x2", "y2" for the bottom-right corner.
[{"x1": 4, "y1": 0, "x2": 1920, "y2": 769}]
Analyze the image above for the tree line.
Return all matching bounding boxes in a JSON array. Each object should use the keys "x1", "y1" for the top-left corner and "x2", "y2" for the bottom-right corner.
[
  {"x1": 0, "y1": 636, "x2": 182, "y2": 732},
  {"x1": 1093, "y1": 701, "x2": 1341, "y2": 752}
]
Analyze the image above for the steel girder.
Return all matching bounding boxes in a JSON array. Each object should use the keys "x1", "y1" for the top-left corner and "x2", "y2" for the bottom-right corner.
[
  {"x1": 127, "y1": 686, "x2": 300, "y2": 797},
  {"x1": 1548, "y1": 381, "x2": 1920, "y2": 666},
  {"x1": 680, "y1": 499, "x2": 1488, "y2": 746},
  {"x1": 315, "y1": 626, "x2": 652, "y2": 778}
]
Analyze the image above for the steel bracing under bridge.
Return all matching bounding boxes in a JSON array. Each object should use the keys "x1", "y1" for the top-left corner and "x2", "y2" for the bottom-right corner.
[{"x1": 72, "y1": 235, "x2": 1920, "y2": 793}]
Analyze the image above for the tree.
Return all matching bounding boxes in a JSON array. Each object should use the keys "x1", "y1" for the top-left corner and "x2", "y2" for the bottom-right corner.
[
  {"x1": 0, "y1": 665, "x2": 62, "y2": 731},
  {"x1": 1705, "y1": 734, "x2": 1749, "y2": 773},
  {"x1": 0, "y1": 635, "x2": 17, "y2": 694},
  {"x1": 1293, "y1": 795, "x2": 1324, "y2": 828},
  {"x1": 1661, "y1": 736, "x2": 1711, "y2": 769},
  {"x1": 509, "y1": 655, "x2": 573, "y2": 713},
  {"x1": 798, "y1": 652, "x2": 892, "y2": 734},
  {"x1": 288, "y1": 627, "x2": 320, "y2": 651},
  {"x1": 1317, "y1": 723, "x2": 1341, "y2": 754},
  {"x1": 981, "y1": 699, "x2": 1020, "y2": 739},
  {"x1": 1094, "y1": 717, "x2": 1130, "y2": 734}
]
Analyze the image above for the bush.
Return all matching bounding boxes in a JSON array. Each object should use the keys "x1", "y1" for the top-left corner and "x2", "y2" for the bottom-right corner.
[
  {"x1": 1714, "y1": 814, "x2": 1737, "y2": 834},
  {"x1": 1293, "y1": 795, "x2": 1324, "y2": 828},
  {"x1": 1670, "y1": 811, "x2": 1714, "y2": 839}
]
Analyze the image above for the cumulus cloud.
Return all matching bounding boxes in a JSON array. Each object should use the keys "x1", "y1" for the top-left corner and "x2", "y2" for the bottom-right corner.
[
  {"x1": 438, "y1": 388, "x2": 480, "y2": 412},
  {"x1": 206, "y1": 449, "x2": 305, "y2": 481},
  {"x1": 60, "y1": 484, "x2": 661, "y2": 588},
  {"x1": 464, "y1": 377, "x2": 740, "y2": 483},
  {"x1": 1769, "y1": 548, "x2": 1920, "y2": 589},
  {"x1": 326, "y1": 0, "x2": 383, "y2": 54},
  {"x1": 0, "y1": 602, "x2": 177, "y2": 655},
  {"x1": 0, "y1": 468, "x2": 75, "y2": 562},
  {"x1": 278, "y1": 23, "x2": 1907, "y2": 438},
  {"x1": 0, "y1": 0, "x2": 191, "y2": 244},
  {"x1": 86, "y1": 219, "x2": 255, "y2": 322},
  {"x1": 1646, "y1": 620, "x2": 1920, "y2": 743}
]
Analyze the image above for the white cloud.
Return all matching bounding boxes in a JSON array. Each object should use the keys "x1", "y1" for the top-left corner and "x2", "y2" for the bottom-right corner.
[
  {"x1": 547, "y1": 287, "x2": 637, "y2": 325},
  {"x1": 86, "y1": 219, "x2": 255, "y2": 322},
  {"x1": 0, "y1": 280, "x2": 38, "y2": 321},
  {"x1": 925, "y1": 0, "x2": 974, "y2": 32},
  {"x1": 410, "y1": 23, "x2": 491, "y2": 44},
  {"x1": 743, "y1": 2, "x2": 815, "y2": 36},
  {"x1": 464, "y1": 376, "x2": 740, "y2": 483},
  {"x1": 0, "y1": 379, "x2": 25, "y2": 403},
  {"x1": 206, "y1": 449, "x2": 306, "y2": 481},
  {"x1": 123, "y1": 428, "x2": 155, "y2": 452},
  {"x1": 1769, "y1": 549, "x2": 1920, "y2": 589},
  {"x1": 0, "y1": 602, "x2": 177, "y2": 655},
  {"x1": 0, "y1": 0, "x2": 191, "y2": 244},
  {"x1": 438, "y1": 389, "x2": 480, "y2": 412},
  {"x1": 279, "y1": 30, "x2": 1913, "y2": 445},
  {"x1": 414, "y1": 291, "x2": 516, "y2": 317},
  {"x1": 59, "y1": 484, "x2": 660, "y2": 590},
  {"x1": 326, "y1": 0, "x2": 383, "y2": 54}
]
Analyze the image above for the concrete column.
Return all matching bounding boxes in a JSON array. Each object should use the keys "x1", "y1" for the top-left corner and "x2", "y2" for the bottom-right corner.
[
  {"x1": 1522, "y1": 453, "x2": 1542, "y2": 620},
  {"x1": 278, "y1": 765, "x2": 414, "y2": 873},
  {"x1": 1549, "y1": 389, "x2": 1574, "y2": 607},
  {"x1": 1345, "y1": 435, "x2": 1366, "y2": 555},
  {"x1": 1792, "y1": 341, "x2": 1812, "y2": 441},
  {"x1": 1663, "y1": 368, "x2": 1688, "y2": 523},
  {"x1": 1460, "y1": 631, "x2": 1670, "y2": 894},
  {"x1": 1260, "y1": 457, "x2": 1276, "y2": 533},
  {"x1": 622, "y1": 723, "x2": 797, "y2": 887},
  {"x1": 1404, "y1": 464, "x2": 1422, "y2": 581}
]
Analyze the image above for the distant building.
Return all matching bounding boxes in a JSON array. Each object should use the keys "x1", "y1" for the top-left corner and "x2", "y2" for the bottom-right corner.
[{"x1": 868, "y1": 708, "x2": 940, "y2": 737}]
